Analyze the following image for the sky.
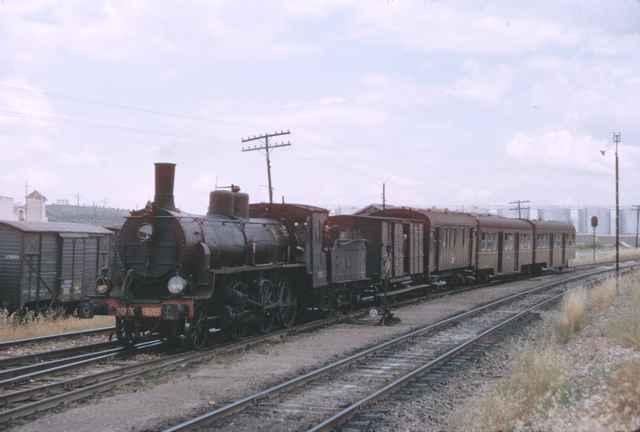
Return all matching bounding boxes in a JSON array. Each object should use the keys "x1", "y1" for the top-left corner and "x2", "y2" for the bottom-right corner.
[{"x1": 1, "y1": 0, "x2": 639, "y2": 213}]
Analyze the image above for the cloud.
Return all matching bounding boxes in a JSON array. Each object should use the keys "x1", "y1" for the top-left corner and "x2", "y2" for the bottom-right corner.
[{"x1": 506, "y1": 130, "x2": 611, "y2": 175}]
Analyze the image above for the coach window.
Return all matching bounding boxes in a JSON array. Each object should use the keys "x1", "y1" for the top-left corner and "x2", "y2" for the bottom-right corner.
[{"x1": 505, "y1": 233, "x2": 513, "y2": 251}]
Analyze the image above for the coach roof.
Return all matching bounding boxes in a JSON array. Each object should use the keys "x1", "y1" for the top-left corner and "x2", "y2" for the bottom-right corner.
[
  {"x1": 373, "y1": 207, "x2": 477, "y2": 227},
  {"x1": 476, "y1": 215, "x2": 532, "y2": 231}
]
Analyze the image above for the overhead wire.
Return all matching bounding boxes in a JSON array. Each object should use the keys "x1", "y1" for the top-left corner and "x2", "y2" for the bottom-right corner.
[
  {"x1": 0, "y1": 83, "x2": 229, "y2": 123},
  {"x1": 0, "y1": 109, "x2": 215, "y2": 140}
]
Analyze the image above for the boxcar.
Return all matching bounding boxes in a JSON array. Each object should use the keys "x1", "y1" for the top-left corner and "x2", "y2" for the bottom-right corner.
[
  {"x1": 0, "y1": 221, "x2": 113, "y2": 313},
  {"x1": 476, "y1": 216, "x2": 534, "y2": 279},
  {"x1": 326, "y1": 215, "x2": 424, "y2": 282}
]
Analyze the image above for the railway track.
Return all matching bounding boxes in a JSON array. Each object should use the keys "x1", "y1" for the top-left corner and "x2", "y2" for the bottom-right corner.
[
  {"x1": 0, "y1": 326, "x2": 115, "y2": 350},
  {"x1": 0, "y1": 261, "x2": 632, "y2": 428},
  {"x1": 0, "y1": 341, "x2": 120, "y2": 371},
  {"x1": 0, "y1": 339, "x2": 162, "y2": 387},
  {"x1": 0, "y1": 303, "x2": 389, "y2": 426},
  {"x1": 160, "y1": 264, "x2": 635, "y2": 432}
]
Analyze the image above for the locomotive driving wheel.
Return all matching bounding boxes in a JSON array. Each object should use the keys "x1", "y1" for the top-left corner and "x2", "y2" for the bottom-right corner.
[
  {"x1": 257, "y1": 279, "x2": 276, "y2": 334},
  {"x1": 275, "y1": 278, "x2": 298, "y2": 328},
  {"x1": 223, "y1": 280, "x2": 249, "y2": 341},
  {"x1": 187, "y1": 309, "x2": 209, "y2": 350}
]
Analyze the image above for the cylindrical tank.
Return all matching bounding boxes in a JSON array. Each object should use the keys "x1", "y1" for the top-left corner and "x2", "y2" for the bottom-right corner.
[
  {"x1": 209, "y1": 190, "x2": 234, "y2": 217},
  {"x1": 233, "y1": 192, "x2": 249, "y2": 219}
]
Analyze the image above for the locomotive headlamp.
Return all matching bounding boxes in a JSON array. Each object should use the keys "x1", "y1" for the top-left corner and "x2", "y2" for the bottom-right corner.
[{"x1": 167, "y1": 275, "x2": 187, "y2": 295}]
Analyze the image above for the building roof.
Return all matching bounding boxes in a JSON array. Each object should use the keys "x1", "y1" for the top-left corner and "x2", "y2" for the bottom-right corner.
[
  {"x1": 26, "y1": 190, "x2": 47, "y2": 201},
  {"x1": 46, "y1": 204, "x2": 128, "y2": 228},
  {"x1": 0, "y1": 220, "x2": 112, "y2": 234}
]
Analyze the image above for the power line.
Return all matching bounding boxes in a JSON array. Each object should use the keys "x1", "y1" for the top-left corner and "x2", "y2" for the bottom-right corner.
[
  {"x1": 241, "y1": 130, "x2": 292, "y2": 205},
  {"x1": 0, "y1": 109, "x2": 214, "y2": 140},
  {"x1": 0, "y1": 83, "x2": 224, "y2": 123},
  {"x1": 509, "y1": 200, "x2": 530, "y2": 219}
]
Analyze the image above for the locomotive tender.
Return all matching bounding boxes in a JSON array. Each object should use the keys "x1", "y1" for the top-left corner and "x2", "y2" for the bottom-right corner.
[{"x1": 99, "y1": 163, "x2": 575, "y2": 346}]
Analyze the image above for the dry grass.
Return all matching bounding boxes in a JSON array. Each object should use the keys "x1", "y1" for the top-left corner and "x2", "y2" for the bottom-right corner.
[
  {"x1": 0, "y1": 309, "x2": 114, "y2": 341},
  {"x1": 589, "y1": 278, "x2": 618, "y2": 313},
  {"x1": 458, "y1": 344, "x2": 568, "y2": 432},
  {"x1": 603, "y1": 359, "x2": 640, "y2": 428},
  {"x1": 572, "y1": 247, "x2": 640, "y2": 266},
  {"x1": 458, "y1": 271, "x2": 640, "y2": 431},
  {"x1": 555, "y1": 288, "x2": 587, "y2": 343},
  {"x1": 607, "y1": 285, "x2": 640, "y2": 350}
]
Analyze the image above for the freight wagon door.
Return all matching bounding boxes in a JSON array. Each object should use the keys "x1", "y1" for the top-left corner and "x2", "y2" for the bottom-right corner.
[
  {"x1": 380, "y1": 221, "x2": 394, "y2": 279},
  {"x1": 21, "y1": 233, "x2": 59, "y2": 307},
  {"x1": 394, "y1": 223, "x2": 405, "y2": 277},
  {"x1": 411, "y1": 223, "x2": 424, "y2": 274},
  {"x1": 0, "y1": 226, "x2": 21, "y2": 309},
  {"x1": 60, "y1": 234, "x2": 88, "y2": 301},
  {"x1": 83, "y1": 237, "x2": 99, "y2": 297}
]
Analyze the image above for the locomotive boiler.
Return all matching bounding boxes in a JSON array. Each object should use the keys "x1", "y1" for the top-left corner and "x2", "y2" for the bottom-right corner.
[{"x1": 100, "y1": 163, "x2": 307, "y2": 346}]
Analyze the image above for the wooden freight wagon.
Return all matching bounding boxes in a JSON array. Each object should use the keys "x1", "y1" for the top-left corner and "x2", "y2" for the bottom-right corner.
[
  {"x1": 326, "y1": 215, "x2": 424, "y2": 281},
  {"x1": 0, "y1": 221, "x2": 113, "y2": 313}
]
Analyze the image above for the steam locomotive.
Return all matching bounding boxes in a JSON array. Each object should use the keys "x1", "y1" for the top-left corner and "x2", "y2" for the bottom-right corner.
[{"x1": 98, "y1": 163, "x2": 575, "y2": 347}]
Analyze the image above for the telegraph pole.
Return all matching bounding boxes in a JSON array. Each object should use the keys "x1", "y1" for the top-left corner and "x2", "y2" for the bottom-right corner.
[
  {"x1": 633, "y1": 205, "x2": 640, "y2": 249},
  {"x1": 509, "y1": 200, "x2": 531, "y2": 219},
  {"x1": 613, "y1": 132, "x2": 621, "y2": 276},
  {"x1": 382, "y1": 183, "x2": 386, "y2": 210},
  {"x1": 241, "y1": 130, "x2": 292, "y2": 204}
]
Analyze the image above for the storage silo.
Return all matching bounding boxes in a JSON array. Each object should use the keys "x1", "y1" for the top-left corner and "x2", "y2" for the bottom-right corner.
[{"x1": 538, "y1": 208, "x2": 571, "y2": 223}]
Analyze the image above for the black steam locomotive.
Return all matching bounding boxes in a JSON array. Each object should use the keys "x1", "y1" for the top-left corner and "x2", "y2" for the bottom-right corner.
[{"x1": 99, "y1": 163, "x2": 575, "y2": 347}]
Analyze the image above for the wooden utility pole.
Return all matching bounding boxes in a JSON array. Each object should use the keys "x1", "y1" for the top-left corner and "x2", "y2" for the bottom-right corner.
[
  {"x1": 241, "y1": 130, "x2": 292, "y2": 204},
  {"x1": 509, "y1": 200, "x2": 531, "y2": 219},
  {"x1": 613, "y1": 132, "x2": 621, "y2": 276},
  {"x1": 633, "y1": 205, "x2": 640, "y2": 248},
  {"x1": 382, "y1": 183, "x2": 386, "y2": 210}
]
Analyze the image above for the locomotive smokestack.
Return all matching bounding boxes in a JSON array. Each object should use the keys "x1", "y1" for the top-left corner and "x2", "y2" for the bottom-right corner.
[{"x1": 154, "y1": 162, "x2": 176, "y2": 210}]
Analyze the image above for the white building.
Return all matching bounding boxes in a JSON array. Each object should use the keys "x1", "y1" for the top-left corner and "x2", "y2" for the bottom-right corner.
[
  {"x1": 538, "y1": 208, "x2": 572, "y2": 224},
  {"x1": 25, "y1": 190, "x2": 48, "y2": 222},
  {"x1": 0, "y1": 196, "x2": 15, "y2": 220}
]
